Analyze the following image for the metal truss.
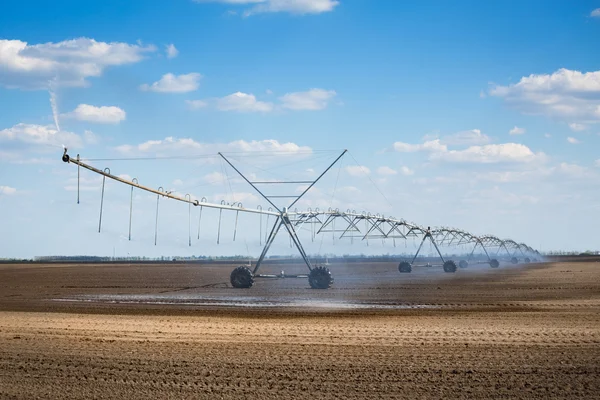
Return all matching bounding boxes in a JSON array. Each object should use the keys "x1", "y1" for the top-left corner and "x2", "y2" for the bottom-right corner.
[{"x1": 62, "y1": 148, "x2": 543, "y2": 287}]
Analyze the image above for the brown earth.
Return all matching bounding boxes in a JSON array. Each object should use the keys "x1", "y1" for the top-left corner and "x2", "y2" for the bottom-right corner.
[{"x1": 0, "y1": 260, "x2": 599, "y2": 399}]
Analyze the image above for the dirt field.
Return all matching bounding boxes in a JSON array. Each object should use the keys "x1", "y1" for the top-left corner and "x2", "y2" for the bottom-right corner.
[{"x1": 0, "y1": 260, "x2": 599, "y2": 399}]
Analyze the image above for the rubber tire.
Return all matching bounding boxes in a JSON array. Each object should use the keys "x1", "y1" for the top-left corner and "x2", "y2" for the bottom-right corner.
[
  {"x1": 524, "y1": 257, "x2": 531, "y2": 263},
  {"x1": 511, "y1": 257, "x2": 518, "y2": 265},
  {"x1": 489, "y1": 259, "x2": 500, "y2": 269},
  {"x1": 230, "y1": 266, "x2": 254, "y2": 288},
  {"x1": 443, "y1": 260, "x2": 457, "y2": 273},
  {"x1": 398, "y1": 261, "x2": 412, "y2": 273},
  {"x1": 458, "y1": 260, "x2": 468, "y2": 269},
  {"x1": 309, "y1": 266, "x2": 333, "y2": 289}
]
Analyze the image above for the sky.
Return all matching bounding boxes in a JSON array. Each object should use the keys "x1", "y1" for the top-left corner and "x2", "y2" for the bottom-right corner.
[{"x1": 0, "y1": 0, "x2": 599, "y2": 259}]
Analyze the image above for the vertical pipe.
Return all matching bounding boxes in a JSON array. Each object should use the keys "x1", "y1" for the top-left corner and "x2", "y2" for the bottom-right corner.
[
  {"x1": 129, "y1": 178, "x2": 138, "y2": 241},
  {"x1": 76, "y1": 154, "x2": 80, "y2": 204},
  {"x1": 217, "y1": 200, "x2": 225, "y2": 244},
  {"x1": 233, "y1": 203, "x2": 241, "y2": 242},
  {"x1": 154, "y1": 187, "x2": 163, "y2": 246},
  {"x1": 185, "y1": 194, "x2": 191, "y2": 247},
  {"x1": 98, "y1": 168, "x2": 110, "y2": 233},
  {"x1": 197, "y1": 197, "x2": 206, "y2": 240}
]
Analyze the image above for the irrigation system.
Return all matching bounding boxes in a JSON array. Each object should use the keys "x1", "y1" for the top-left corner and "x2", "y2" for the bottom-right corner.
[{"x1": 62, "y1": 148, "x2": 541, "y2": 289}]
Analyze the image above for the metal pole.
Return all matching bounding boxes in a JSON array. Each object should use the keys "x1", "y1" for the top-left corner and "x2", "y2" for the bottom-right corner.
[
  {"x1": 288, "y1": 150, "x2": 347, "y2": 209},
  {"x1": 253, "y1": 216, "x2": 283, "y2": 275}
]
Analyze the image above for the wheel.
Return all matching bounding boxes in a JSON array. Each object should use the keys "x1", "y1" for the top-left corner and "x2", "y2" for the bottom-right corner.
[
  {"x1": 511, "y1": 257, "x2": 518, "y2": 264},
  {"x1": 532, "y1": 258, "x2": 538, "y2": 262},
  {"x1": 489, "y1": 259, "x2": 500, "y2": 269},
  {"x1": 443, "y1": 260, "x2": 457, "y2": 273},
  {"x1": 458, "y1": 260, "x2": 468, "y2": 269},
  {"x1": 230, "y1": 266, "x2": 254, "y2": 288},
  {"x1": 398, "y1": 261, "x2": 412, "y2": 273},
  {"x1": 524, "y1": 257, "x2": 531, "y2": 263},
  {"x1": 308, "y1": 266, "x2": 333, "y2": 289}
]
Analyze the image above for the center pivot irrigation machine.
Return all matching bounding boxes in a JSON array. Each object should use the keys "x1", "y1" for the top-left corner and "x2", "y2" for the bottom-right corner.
[{"x1": 62, "y1": 148, "x2": 541, "y2": 289}]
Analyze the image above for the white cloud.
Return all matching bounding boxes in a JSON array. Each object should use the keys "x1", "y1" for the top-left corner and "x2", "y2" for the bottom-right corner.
[
  {"x1": 489, "y1": 68, "x2": 600, "y2": 123},
  {"x1": 216, "y1": 92, "x2": 274, "y2": 112},
  {"x1": 393, "y1": 139, "x2": 447, "y2": 153},
  {"x1": 186, "y1": 100, "x2": 208, "y2": 110},
  {"x1": 0, "y1": 123, "x2": 82, "y2": 148},
  {"x1": 400, "y1": 166, "x2": 414, "y2": 176},
  {"x1": 63, "y1": 104, "x2": 126, "y2": 124},
  {"x1": 594, "y1": 159, "x2": 600, "y2": 167},
  {"x1": 345, "y1": 166, "x2": 370, "y2": 177},
  {"x1": 591, "y1": 8, "x2": 600, "y2": 17},
  {"x1": 166, "y1": 44, "x2": 179, "y2": 59},
  {"x1": 0, "y1": 38, "x2": 155, "y2": 89},
  {"x1": 509, "y1": 126, "x2": 526, "y2": 135},
  {"x1": 376, "y1": 166, "x2": 397, "y2": 176},
  {"x1": 394, "y1": 138, "x2": 544, "y2": 164},
  {"x1": 439, "y1": 129, "x2": 491, "y2": 146},
  {"x1": 567, "y1": 136, "x2": 580, "y2": 144},
  {"x1": 172, "y1": 179, "x2": 184, "y2": 186},
  {"x1": 193, "y1": 0, "x2": 339, "y2": 16},
  {"x1": 279, "y1": 88, "x2": 336, "y2": 110},
  {"x1": 140, "y1": 73, "x2": 201, "y2": 93},
  {"x1": 431, "y1": 143, "x2": 545, "y2": 164},
  {"x1": 0, "y1": 186, "x2": 17, "y2": 195},
  {"x1": 544, "y1": 133, "x2": 552, "y2": 138},
  {"x1": 568, "y1": 123, "x2": 587, "y2": 131},
  {"x1": 115, "y1": 137, "x2": 312, "y2": 156}
]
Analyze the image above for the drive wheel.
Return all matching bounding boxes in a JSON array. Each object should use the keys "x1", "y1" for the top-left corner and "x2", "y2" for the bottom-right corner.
[
  {"x1": 524, "y1": 257, "x2": 531, "y2": 263},
  {"x1": 309, "y1": 266, "x2": 333, "y2": 289},
  {"x1": 489, "y1": 259, "x2": 500, "y2": 269},
  {"x1": 230, "y1": 266, "x2": 254, "y2": 288},
  {"x1": 458, "y1": 260, "x2": 468, "y2": 269},
  {"x1": 398, "y1": 261, "x2": 412, "y2": 273},
  {"x1": 443, "y1": 260, "x2": 457, "y2": 273},
  {"x1": 511, "y1": 257, "x2": 518, "y2": 264}
]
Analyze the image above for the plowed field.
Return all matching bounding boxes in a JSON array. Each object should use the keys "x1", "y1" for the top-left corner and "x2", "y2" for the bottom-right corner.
[{"x1": 1, "y1": 260, "x2": 599, "y2": 399}]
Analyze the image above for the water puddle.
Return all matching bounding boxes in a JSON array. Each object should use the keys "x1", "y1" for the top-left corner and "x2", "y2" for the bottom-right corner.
[{"x1": 53, "y1": 294, "x2": 442, "y2": 310}]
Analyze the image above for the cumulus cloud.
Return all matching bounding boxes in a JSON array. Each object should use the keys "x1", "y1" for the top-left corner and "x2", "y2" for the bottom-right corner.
[
  {"x1": 279, "y1": 88, "x2": 336, "y2": 110},
  {"x1": 191, "y1": 88, "x2": 336, "y2": 112},
  {"x1": 393, "y1": 138, "x2": 545, "y2": 164},
  {"x1": 509, "y1": 126, "x2": 526, "y2": 135},
  {"x1": 489, "y1": 68, "x2": 600, "y2": 123},
  {"x1": 62, "y1": 104, "x2": 126, "y2": 124},
  {"x1": 376, "y1": 166, "x2": 397, "y2": 176},
  {"x1": 568, "y1": 123, "x2": 587, "y2": 132},
  {"x1": 0, "y1": 123, "x2": 82, "y2": 148},
  {"x1": 393, "y1": 139, "x2": 447, "y2": 153},
  {"x1": 0, "y1": 186, "x2": 17, "y2": 195},
  {"x1": 0, "y1": 38, "x2": 155, "y2": 89},
  {"x1": 115, "y1": 137, "x2": 312, "y2": 156},
  {"x1": 567, "y1": 136, "x2": 580, "y2": 144},
  {"x1": 345, "y1": 166, "x2": 370, "y2": 177},
  {"x1": 216, "y1": 92, "x2": 274, "y2": 112},
  {"x1": 165, "y1": 44, "x2": 179, "y2": 59},
  {"x1": 193, "y1": 0, "x2": 339, "y2": 16},
  {"x1": 591, "y1": 8, "x2": 600, "y2": 17},
  {"x1": 140, "y1": 73, "x2": 201, "y2": 93},
  {"x1": 431, "y1": 143, "x2": 545, "y2": 164},
  {"x1": 595, "y1": 159, "x2": 600, "y2": 167}
]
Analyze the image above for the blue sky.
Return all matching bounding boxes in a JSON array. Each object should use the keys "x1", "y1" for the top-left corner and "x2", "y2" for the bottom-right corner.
[{"x1": 1, "y1": 0, "x2": 599, "y2": 258}]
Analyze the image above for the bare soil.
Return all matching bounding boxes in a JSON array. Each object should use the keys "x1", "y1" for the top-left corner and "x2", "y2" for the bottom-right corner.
[{"x1": 0, "y1": 260, "x2": 599, "y2": 399}]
